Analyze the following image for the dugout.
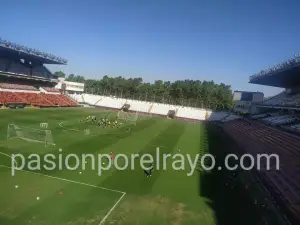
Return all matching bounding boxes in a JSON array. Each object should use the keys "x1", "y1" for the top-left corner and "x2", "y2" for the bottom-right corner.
[
  {"x1": 122, "y1": 104, "x2": 130, "y2": 112},
  {"x1": 167, "y1": 110, "x2": 175, "y2": 119}
]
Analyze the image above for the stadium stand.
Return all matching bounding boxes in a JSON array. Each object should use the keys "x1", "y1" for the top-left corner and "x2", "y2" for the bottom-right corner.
[
  {"x1": 251, "y1": 113, "x2": 269, "y2": 119},
  {"x1": 40, "y1": 87, "x2": 60, "y2": 93},
  {"x1": 0, "y1": 91, "x2": 27, "y2": 104},
  {"x1": 223, "y1": 119, "x2": 300, "y2": 221},
  {"x1": 261, "y1": 114, "x2": 296, "y2": 125},
  {"x1": 69, "y1": 93, "x2": 231, "y2": 121},
  {"x1": 290, "y1": 123, "x2": 300, "y2": 130},
  {"x1": 17, "y1": 92, "x2": 53, "y2": 107},
  {"x1": 126, "y1": 99, "x2": 152, "y2": 113},
  {"x1": 0, "y1": 39, "x2": 79, "y2": 108},
  {"x1": 60, "y1": 95, "x2": 78, "y2": 106},
  {"x1": 207, "y1": 111, "x2": 229, "y2": 121},
  {"x1": 176, "y1": 107, "x2": 206, "y2": 120},
  {"x1": 221, "y1": 114, "x2": 241, "y2": 122},
  {"x1": 79, "y1": 94, "x2": 101, "y2": 105},
  {"x1": 0, "y1": 83, "x2": 37, "y2": 91},
  {"x1": 95, "y1": 96, "x2": 126, "y2": 109},
  {"x1": 217, "y1": 54, "x2": 300, "y2": 223},
  {"x1": 263, "y1": 91, "x2": 300, "y2": 106},
  {"x1": 151, "y1": 103, "x2": 176, "y2": 116}
]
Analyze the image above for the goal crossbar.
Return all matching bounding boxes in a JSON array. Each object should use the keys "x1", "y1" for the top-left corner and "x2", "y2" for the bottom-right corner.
[{"x1": 117, "y1": 111, "x2": 138, "y2": 125}]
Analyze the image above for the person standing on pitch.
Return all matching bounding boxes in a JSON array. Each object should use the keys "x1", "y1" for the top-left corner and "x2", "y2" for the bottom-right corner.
[{"x1": 144, "y1": 163, "x2": 154, "y2": 177}]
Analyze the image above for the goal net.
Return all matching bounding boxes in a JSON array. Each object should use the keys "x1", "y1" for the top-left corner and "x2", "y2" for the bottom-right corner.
[
  {"x1": 7, "y1": 124, "x2": 55, "y2": 147},
  {"x1": 117, "y1": 111, "x2": 138, "y2": 125}
]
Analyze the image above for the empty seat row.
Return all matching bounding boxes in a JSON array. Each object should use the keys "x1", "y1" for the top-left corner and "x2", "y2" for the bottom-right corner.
[
  {"x1": 126, "y1": 100, "x2": 152, "y2": 113},
  {"x1": 262, "y1": 115, "x2": 296, "y2": 125},
  {"x1": 0, "y1": 83, "x2": 37, "y2": 91},
  {"x1": 223, "y1": 119, "x2": 300, "y2": 219},
  {"x1": 0, "y1": 91, "x2": 78, "y2": 107},
  {"x1": 41, "y1": 87, "x2": 60, "y2": 93},
  {"x1": 96, "y1": 96, "x2": 126, "y2": 109},
  {"x1": 176, "y1": 107, "x2": 206, "y2": 120}
]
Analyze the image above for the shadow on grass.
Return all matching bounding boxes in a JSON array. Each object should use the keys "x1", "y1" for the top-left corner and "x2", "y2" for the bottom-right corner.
[
  {"x1": 199, "y1": 123, "x2": 263, "y2": 225},
  {"x1": 0, "y1": 216, "x2": 10, "y2": 224}
]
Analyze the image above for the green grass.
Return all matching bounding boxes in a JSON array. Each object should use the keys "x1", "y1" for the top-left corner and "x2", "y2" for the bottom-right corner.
[{"x1": 0, "y1": 107, "x2": 268, "y2": 225}]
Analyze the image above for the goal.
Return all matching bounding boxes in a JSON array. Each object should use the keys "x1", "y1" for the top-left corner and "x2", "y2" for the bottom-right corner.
[
  {"x1": 117, "y1": 111, "x2": 138, "y2": 125},
  {"x1": 7, "y1": 124, "x2": 55, "y2": 147}
]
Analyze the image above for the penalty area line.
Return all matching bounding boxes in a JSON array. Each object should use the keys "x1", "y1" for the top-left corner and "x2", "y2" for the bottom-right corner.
[
  {"x1": 58, "y1": 121, "x2": 80, "y2": 132},
  {"x1": 0, "y1": 164, "x2": 127, "y2": 225},
  {"x1": 0, "y1": 165, "x2": 125, "y2": 195},
  {"x1": 0, "y1": 152, "x2": 18, "y2": 168},
  {"x1": 99, "y1": 192, "x2": 126, "y2": 225}
]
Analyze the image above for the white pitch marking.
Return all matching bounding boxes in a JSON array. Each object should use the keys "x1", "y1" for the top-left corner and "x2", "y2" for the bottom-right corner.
[
  {"x1": 0, "y1": 165, "x2": 125, "y2": 194},
  {"x1": 151, "y1": 145, "x2": 167, "y2": 148},
  {"x1": 58, "y1": 121, "x2": 80, "y2": 132},
  {"x1": 99, "y1": 192, "x2": 126, "y2": 225},
  {"x1": 1, "y1": 164, "x2": 127, "y2": 224},
  {"x1": 0, "y1": 151, "x2": 18, "y2": 168}
]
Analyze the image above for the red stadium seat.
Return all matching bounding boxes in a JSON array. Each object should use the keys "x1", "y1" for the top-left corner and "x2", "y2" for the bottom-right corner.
[
  {"x1": 15, "y1": 92, "x2": 53, "y2": 107},
  {"x1": 0, "y1": 91, "x2": 27, "y2": 104}
]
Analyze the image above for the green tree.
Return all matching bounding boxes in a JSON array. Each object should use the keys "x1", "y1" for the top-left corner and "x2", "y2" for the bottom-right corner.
[
  {"x1": 62, "y1": 74, "x2": 233, "y2": 110},
  {"x1": 53, "y1": 71, "x2": 65, "y2": 78}
]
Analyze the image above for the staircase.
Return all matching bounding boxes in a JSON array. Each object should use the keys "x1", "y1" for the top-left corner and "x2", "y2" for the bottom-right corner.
[
  {"x1": 94, "y1": 98, "x2": 102, "y2": 105},
  {"x1": 58, "y1": 95, "x2": 70, "y2": 106},
  {"x1": 39, "y1": 94, "x2": 55, "y2": 106},
  {"x1": 175, "y1": 108, "x2": 179, "y2": 117},
  {"x1": 148, "y1": 103, "x2": 154, "y2": 113},
  {"x1": 12, "y1": 92, "x2": 28, "y2": 104}
]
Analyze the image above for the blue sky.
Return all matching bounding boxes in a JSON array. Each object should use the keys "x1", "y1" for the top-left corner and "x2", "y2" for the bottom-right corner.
[{"x1": 1, "y1": 0, "x2": 300, "y2": 97}]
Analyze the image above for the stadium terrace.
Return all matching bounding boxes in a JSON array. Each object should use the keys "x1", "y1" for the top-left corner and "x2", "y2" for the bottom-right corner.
[{"x1": 0, "y1": 39, "x2": 300, "y2": 225}]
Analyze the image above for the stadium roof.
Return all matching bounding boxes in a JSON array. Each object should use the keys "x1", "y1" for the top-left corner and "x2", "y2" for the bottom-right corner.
[
  {"x1": 0, "y1": 38, "x2": 67, "y2": 65},
  {"x1": 234, "y1": 90, "x2": 263, "y2": 94},
  {"x1": 249, "y1": 54, "x2": 300, "y2": 88}
]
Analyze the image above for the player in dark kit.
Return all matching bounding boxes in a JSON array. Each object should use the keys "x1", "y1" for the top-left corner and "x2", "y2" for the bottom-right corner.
[{"x1": 144, "y1": 163, "x2": 154, "y2": 177}]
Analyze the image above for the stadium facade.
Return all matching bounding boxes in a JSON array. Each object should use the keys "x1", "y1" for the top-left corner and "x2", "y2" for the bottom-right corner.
[
  {"x1": 55, "y1": 78, "x2": 84, "y2": 94},
  {"x1": 233, "y1": 91, "x2": 264, "y2": 114}
]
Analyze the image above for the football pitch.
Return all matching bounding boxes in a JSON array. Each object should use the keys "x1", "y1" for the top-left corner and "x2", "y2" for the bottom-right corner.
[{"x1": 0, "y1": 108, "x2": 260, "y2": 225}]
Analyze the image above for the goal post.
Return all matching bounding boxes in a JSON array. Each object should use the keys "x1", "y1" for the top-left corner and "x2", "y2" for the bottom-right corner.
[
  {"x1": 117, "y1": 111, "x2": 138, "y2": 125},
  {"x1": 7, "y1": 124, "x2": 55, "y2": 147}
]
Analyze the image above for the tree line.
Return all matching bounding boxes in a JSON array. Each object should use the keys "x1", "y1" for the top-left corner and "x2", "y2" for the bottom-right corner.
[{"x1": 53, "y1": 71, "x2": 233, "y2": 110}]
